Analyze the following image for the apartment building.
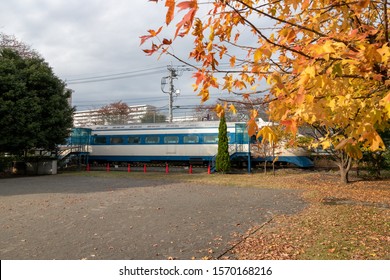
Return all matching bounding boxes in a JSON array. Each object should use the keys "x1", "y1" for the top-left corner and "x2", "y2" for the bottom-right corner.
[{"x1": 73, "y1": 104, "x2": 158, "y2": 127}]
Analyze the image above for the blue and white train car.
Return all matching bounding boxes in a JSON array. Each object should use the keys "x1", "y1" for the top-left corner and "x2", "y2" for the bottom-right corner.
[
  {"x1": 88, "y1": 121, "x2": 234, "y2": 164},
  {"x1": 86, "y1": 121, "x2": 313, "y2": 168}
]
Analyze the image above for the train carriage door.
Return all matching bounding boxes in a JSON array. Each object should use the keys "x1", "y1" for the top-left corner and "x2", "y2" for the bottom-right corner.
[
  {"x1": 166, "y1": 145, "x2": 176, "y2": 155},
  {"x1": 235, "y1": 123, "x2": 248, "y2": 152},
  {"x1": 164, "y1": 136, "x2": 178, "y2": 155}
]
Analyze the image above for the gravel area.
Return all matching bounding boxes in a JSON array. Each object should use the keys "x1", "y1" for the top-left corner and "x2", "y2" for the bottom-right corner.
[{"x1": 0, "y1": 174, "x2": 306, "y2": 259}]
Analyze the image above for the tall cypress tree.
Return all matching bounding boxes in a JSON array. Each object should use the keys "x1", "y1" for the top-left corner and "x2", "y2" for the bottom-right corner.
[{"x1": 216, "y1": 114, "x2": 231, "y2": 173}]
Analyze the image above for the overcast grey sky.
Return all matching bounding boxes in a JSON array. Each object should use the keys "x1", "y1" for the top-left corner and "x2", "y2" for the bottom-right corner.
[{"x1": 0, "y1": 0, "x2": 214, "y2": 115}]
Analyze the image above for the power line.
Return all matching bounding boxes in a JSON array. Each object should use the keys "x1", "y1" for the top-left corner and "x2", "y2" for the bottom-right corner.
[
  {"x1": 66, "y1": 62, "x2": 242, "y2": 85},
  {"x1": 73, "y1": 93, "x2": 200, "y2": 105},
  {"x1": 67, "y1": 68, "x2": 167, "y2": 85},
  {"x1": 66, "y1": 66, "x2": 167, "y2": 82}
]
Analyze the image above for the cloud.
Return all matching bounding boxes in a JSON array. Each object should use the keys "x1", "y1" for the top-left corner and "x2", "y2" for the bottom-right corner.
[{"x1": 1, "y1": 0, "x2": 207, "y2": 113}]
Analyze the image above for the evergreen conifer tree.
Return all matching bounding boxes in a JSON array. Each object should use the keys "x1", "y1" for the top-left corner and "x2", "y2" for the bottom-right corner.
[{"x1": 216, "y1": 114, "x2": 231, "y2": 173}]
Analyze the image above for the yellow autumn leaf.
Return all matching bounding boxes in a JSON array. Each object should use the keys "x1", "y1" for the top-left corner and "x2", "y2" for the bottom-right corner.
[
  {"x1": 206, "y1": 41, "x2": 213, "y2": 51},
  {"x1": 382, "y1": 91, "x2": 390, "y2": 103},
  {"x1": 229, "y1": 104, "x2": 237, "y2": 115},
  {"x1": 328, "y1": 99, "x2": 337, "y2": 112},
  {"x1": 250, "y1": 109, "x2": 258, "y2": 119},
  {"x1": 222, "y1": 75, "x2": 233, "y2": 92},
  {"x1": 192, "y1": 83, "x2": 199, "y2": 91},
  {"x1": 384, "y1": 103, "x2": 390, "y2": 118},
  {"x1": 285, "y1": 28, "x2": 296, "y2": 43},
  {"x1": 322, "y1": 40, "x2": 335, "y2": 54},
  {"x1": 254, "y1": 48, "x2": 262, "y2": 63},
  {"x1": 304, "y1": 65, "x2": 316, "y2": 78},
  {"x1": 215, "y1": 103, "x2": 225, "y2": 117},
  {"x1": 257, "y1": 126, "x2": 278, "y2": 144},
  {"x1": 197, "y1": 88, "x2": 209, "y2": 103},
  {"x1": 209, "y1": 26, "x2": 214, "y2": 41},
  {"x1": 369, "y1": 132, "x2": 385, "y2": 151},
  {"x1": 377, "y1": 43, "x2": 390, "y2": 63},
  {"x1": 321, "y1": 139, "x2": 333, "y2": 150}
]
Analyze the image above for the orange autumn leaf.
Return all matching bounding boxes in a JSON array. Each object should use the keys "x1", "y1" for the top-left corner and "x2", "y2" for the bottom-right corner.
[
  {"x1": 230, "y1": 56, "x2": 236, "y2": 67},
  {"x1": 140, "y1": 27, "x2": 163, "y2": 45},
  {"x1": 162, "y1": 38, "x2": 172, "y2": 45},
  {"x1": 280, "y1": 119, "x2": 298, "y2": 135},
  {"x1": 192, "y1": 71, "x2": 205, "y2": 85},
  {"x1": 165, "y1": 0, "x2": 175, "y2": 25},
  {"x1": 247, "y1": 119, "x2": 258, "y2": 136},
  {"x1": 175, "y1": 0, "x2": 198, "y2": 38}
]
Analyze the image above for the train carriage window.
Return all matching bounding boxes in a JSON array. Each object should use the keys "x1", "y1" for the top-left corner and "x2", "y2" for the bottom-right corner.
[
  {"x1": 164, "y1": 136, "x2": 179, "y2": 144},
  {"x1": 183, "y1": 135, "x2": 199, "y2": 144},
  {"x1": 128, "y1": 136, "x2": 141, "y2": 144},
  {"x1": 145, "y1": 136, "x2": 160, "y2": 144},
  {"x1": 94, "y1": 136, "x2": 107, "y2": 144},
  {"x1": 110, "y1": 137, "x2": 124, "y2": 144},
  {"x1": 204, "y1": 135, "x2": 219, "y2": 143}
]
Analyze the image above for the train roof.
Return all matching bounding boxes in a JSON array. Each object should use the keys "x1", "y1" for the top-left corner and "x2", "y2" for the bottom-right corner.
[
  {"x1": 82, "y1": 118, "x2": 271, "y2": 131},
  {"x1": 87, "y1": 121, "x2": 235, "y2": 131}
]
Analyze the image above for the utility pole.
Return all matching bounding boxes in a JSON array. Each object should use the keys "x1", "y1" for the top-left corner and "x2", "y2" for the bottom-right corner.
[
  {"x1": 161, "y1": 65, "x2": 180, "y2": 123},
  {"x1": 167, "y1": 65, "x2": 177, "y2": 123}
]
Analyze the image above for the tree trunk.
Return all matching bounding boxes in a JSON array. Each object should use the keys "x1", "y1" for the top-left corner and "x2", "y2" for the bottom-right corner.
[
  {"x1": 337, "y1": 152, "x2": 353, "y2": 184},
  {"x1": 272, "y1": 162, "x2": 275, "y2": 176},
  {"x1": 272, "y1": 146, "x2": 276, "y2": 176},
  {"x1": 339, "y1": 164, "x2": 349, "y2": 184}
]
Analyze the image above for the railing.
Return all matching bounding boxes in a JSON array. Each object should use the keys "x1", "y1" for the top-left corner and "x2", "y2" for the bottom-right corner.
[
  {"x1": 58, "y1": 145, "x2": 91, "y2": 159},
  {"x1": 57, "y1": 145, "x2": 92, "y2": 169}
]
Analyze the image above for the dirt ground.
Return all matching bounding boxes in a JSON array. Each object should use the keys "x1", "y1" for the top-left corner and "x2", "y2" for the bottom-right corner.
[{"x1": 0, "y1": 173, "x2": 306, "y2": 260}]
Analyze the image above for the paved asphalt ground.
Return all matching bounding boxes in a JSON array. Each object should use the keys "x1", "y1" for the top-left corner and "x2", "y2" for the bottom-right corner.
[{"x1": 0, "y1": 174, "x2": 307, "y2": 260}]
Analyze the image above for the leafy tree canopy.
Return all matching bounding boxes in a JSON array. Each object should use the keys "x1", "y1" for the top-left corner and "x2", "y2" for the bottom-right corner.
[
  {"x1": 0, "y1": 48, "x2": 74, "y2": 155},
  {"x1": 142, "y1": 0, "x2": 390, "y2": 157},
  {"x1": 1, "y1": 32, "x2": 40, "y2": 59},
  {"x1": 97, "y1": 101, "x2": 131, "y2": 125}
]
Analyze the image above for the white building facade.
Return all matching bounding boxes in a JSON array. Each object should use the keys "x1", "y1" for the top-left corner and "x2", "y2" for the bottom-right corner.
[{"x1": 73, "y1": 104, "x2": 158, "y2": 127}]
